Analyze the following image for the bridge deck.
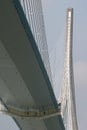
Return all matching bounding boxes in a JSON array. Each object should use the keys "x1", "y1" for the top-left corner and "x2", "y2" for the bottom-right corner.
[{"x1": 0, "y1": 0, "x2": 64, "y2": 130}]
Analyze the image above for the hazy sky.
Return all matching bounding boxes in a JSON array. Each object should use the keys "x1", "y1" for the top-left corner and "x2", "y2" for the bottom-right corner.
[
  {"x1": 41, "y1": 0, "x2": 87, "y2": 130},
  {"x1": 0, "y1": 0, "x2": 87, "y2": 130}
]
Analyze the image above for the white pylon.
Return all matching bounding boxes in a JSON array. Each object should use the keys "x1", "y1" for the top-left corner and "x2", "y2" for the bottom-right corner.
[{"x1": 60, "y1": 8, "x2": 78, "y2": 130}]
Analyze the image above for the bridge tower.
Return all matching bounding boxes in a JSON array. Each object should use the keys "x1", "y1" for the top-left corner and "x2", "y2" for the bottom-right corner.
[{"x1": 60, "y1": 8, "x2": 78, "y2": 130}]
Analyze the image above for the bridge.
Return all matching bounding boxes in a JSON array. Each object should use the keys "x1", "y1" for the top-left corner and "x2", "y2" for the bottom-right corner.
[{"x1": 0, "y1": 0, "x2": 78, "y2": 130}]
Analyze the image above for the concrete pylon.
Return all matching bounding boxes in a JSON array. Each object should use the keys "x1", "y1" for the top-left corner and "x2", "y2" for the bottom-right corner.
[{"x1": 60, "y1": 8, "x2": 78, "y2": 130}]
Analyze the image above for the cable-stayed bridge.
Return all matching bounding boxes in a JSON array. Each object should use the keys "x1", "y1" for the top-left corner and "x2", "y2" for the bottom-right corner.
[{"x1": 0, "y1": 0, "x2": 78, "y2": 130}]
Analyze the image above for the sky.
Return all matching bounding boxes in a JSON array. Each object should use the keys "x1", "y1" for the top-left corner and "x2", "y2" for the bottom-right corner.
[
  {"x1": 0, "y1": 0, "x2": 87, "y2": 130},
  {"x1": 41, "y1": 0, "x2": 87, "y2": 130}
]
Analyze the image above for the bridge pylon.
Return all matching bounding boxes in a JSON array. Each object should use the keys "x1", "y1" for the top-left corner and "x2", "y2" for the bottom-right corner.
[{"x1": 60, "y1": 8, "x2": 78, "y2": 130}]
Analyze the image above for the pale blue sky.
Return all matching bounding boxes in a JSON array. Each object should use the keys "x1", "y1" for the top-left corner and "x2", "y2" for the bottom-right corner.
[
  {"x1": 42, "y1": 0, "x2": 87, "y2": 130},
  {"x1": 0, "y1": 0, "x2": 87, "y2": 130}
]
